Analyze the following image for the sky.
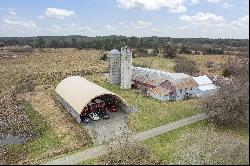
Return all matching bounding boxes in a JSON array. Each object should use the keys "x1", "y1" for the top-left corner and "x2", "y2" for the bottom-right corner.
[{"x1": 0, "y1": 0, "x2": 249, "y2": 38}]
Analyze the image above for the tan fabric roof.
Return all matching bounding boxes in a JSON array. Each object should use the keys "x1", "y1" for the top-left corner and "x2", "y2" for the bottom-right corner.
[{"x1": 55, "y1": 76, "x2": 127, "y2": 114}]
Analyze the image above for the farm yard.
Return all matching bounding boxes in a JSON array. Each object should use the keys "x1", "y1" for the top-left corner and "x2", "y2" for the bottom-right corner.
[{"x1": 0, "y1": 48, "x2": 249, "y2": 165}]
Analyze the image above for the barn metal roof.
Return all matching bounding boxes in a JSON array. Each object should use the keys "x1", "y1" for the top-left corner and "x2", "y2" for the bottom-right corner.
[
  {"x1": 132, "y1": 67, "x2": 198, "y2": 89},
  {"x1": 110, "y1": 49, "x2": 120, "y2": 56},
  {"x1": 55, "y1": 76, "x2": 127, "y2": 114},
  {"x1": 192, "y1": 75, "x2": 213, "y2": 86},
  {"x1": 193, "y1": 75, "x2": 217, "y2": 91},
  {"x1": 199, "y1": 84, "x2": 217, "y2": 91}
]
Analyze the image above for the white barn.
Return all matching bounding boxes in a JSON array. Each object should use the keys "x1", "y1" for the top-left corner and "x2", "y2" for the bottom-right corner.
[
  {"x1": 131, "y1": 67, "x2": 199, "y2": 101},
  {"x1": 192, "y1": 75, "x2": 217, "y2": 97}
]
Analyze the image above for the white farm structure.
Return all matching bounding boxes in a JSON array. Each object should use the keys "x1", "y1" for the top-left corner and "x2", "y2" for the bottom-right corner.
[
  {"x1": 109, "y1": 46, "x2": 132, "y2": 89},
  {"x1": 192, "y1": 75, "x2": 218, "y2": 97},
  {"x1": 109, "y1": 47, "x2": 218, "y2": 101}
]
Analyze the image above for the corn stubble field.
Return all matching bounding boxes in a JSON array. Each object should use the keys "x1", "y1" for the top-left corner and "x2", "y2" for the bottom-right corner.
[{"x1": 0, "y1": 48, "x2": 248, "y2": 165}]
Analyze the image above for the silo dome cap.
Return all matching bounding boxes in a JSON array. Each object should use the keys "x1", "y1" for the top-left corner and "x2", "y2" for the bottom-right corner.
[{"x1": 110, "y1": 49, "x2": 120, "y2": 54}]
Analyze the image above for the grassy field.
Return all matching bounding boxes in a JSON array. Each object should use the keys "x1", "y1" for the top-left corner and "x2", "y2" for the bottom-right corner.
[
  {"x1": 85, "y1": 74, "x2": 201, "y2": 132},
  {"x1": 143, "y1": 120, "x2": 249, "y2": 165},
  {"x1": 77, "y1": 120, "x2": 249, "y2": 165},
  {"x1": 133, "y1": 56, "x2": 176, "y2": 72}
]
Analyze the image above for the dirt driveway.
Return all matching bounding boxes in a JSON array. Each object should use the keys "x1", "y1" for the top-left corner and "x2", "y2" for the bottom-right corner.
[{"x1": 83, "y1": 111, "x2": 132, "y2": 144}]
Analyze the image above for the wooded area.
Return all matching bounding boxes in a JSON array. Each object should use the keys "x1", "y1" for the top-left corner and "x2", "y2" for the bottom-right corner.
[{"x1": 0, "y1": 36, "x2": 248, "y2": 54}]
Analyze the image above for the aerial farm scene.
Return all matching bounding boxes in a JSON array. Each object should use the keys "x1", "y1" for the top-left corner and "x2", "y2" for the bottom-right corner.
[{"x1": 0, "y1": 0, "x2": 249, "y2": 165}]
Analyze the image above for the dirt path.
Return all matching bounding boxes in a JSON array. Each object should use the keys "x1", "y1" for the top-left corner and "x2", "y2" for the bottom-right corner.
[
  {"x1": 44, "y1": 113, "x2": 206, "y2": 165},
  {"x1": 84, "y1": 111, "x2": 131, "y2": 144}
]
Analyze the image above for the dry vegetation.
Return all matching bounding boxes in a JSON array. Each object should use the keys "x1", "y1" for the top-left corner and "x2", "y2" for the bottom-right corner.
[
  {"x1": 182, "y1": 54, "x2": 237, "y2": 76},
  {"x1": 133, "y1": 53, "x2": 234, "y2": 76},
  {"x1": 0, "y1": 48, "x2": 108, "y2": 90},
  {"x1": 199, "y1": 57, "x2": 249, "y2": 127}
]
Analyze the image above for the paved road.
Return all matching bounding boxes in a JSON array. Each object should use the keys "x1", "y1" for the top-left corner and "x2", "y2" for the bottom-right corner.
[{"x1": 43, "y1": 113, "x2": 206, "y2": 165}]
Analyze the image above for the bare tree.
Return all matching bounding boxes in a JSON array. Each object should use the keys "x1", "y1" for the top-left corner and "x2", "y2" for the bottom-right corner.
[{"x1": 198, "y1": 57, "x2": 249, "y2": 127}]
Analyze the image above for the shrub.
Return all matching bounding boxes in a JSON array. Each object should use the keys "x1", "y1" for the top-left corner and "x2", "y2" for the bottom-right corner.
[
  {"x1": 205, "y1": 61, "x2": 214, "y2": 68},
  {"x1": 179, "y1": 45, "x2": 192, "y2": 54},
  {"x1": 199, "y1": 58, "x2": 249, "y2": 128},
  {"x1": 173, "y1": 57, "x2": 200, "y2": 76},
  {"x1": 163, "y1": 45, "x2": 177, "y2": 59},
  {"x1": 222, "y1": 68, "x2": 232, "y2": 77},
  {"x1": 150, "y1": 49, "x2": 159, "y2": 56},
  {"x1": 133, "y1": 48, "x2": 148, "y2": 57},
  {"x1": 98, "y1": 137, "x2": 163, "y2": 165},
  {"x1": 15, "y1": 78, "x2": 35, "y2": 93},
  {"x1": 100, "y1": 53, "x2": 108, "y2": 61}
]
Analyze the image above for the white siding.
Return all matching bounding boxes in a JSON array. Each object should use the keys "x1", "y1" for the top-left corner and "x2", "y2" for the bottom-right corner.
[
  {"x1": 109, "y1": 49, "x2": 121, "y2": 85},
  {"x1": 147, "y1": 91, "x2": 169, "y2": 101},
  {"x1": 120, "y1": 47, "x2": 132, "y2": 89}
]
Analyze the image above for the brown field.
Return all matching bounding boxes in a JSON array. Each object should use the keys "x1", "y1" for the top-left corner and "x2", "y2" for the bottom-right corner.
[
  {"x1": 0, "y1": 48, "x2": 108, "y2": 91},
  {"x1": 182, "y1": 54, "x2": 236, "y2": 76},
  {"x1": 133, "y1": 53, "x2": 234, "y2": 76}
]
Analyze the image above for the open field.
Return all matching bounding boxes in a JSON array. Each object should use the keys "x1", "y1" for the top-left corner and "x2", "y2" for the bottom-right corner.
[
  {"x1": 133, "y1": 53, "x2": 233, "y2": 76},
  {"x1": 77, "y1": 120, "x2": 249, "y2": 165},
  {"x1": 133, "y1": 56, "x2": 176, "y2": 72},
  {"x1": 182, "y1": 54, "x2": 236, "y2": 76},
  {"x1": 0, "y1": 48, "x2": 246, "y2": 164},
  {"x1": 0, "y1": 48, "x2": 108, "y2": 91}
]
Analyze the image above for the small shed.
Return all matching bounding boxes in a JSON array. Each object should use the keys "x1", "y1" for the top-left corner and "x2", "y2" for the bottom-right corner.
[
  {"x1": 55, "y1": 76, "x2": 127, "y2": 123},
  {"x1": 192, "y1": 75, "x2": 217, "y2": 97}
]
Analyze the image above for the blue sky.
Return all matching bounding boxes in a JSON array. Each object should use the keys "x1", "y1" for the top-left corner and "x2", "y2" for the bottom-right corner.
[{"x1": 0, "y1": 0, "x2": 249, "y2": 38}]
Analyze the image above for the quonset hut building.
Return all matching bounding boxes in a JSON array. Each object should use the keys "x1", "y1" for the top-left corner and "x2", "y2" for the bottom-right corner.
[{"x1": 55, "y1": 76, "x2": 127, "y2": 123}]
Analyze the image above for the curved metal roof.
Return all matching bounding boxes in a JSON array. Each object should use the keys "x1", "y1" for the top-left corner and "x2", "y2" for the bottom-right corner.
[{"x1": 55, "y1": 76, "x2": 127, "y2": 114}]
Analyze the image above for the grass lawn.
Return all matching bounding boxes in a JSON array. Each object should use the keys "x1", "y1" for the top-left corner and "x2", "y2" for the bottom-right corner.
[
  {"x1": 143, "y1": 120, "x2": 249, "y2": 165},
  {"x1": 133, "y1": 56, "x2": 176, "y2": 72},
  {"x1": 85, "y1": 75, "x2": 201, "y2": 132}
]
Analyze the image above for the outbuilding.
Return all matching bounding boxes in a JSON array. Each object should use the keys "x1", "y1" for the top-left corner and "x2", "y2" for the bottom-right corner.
[
  {"x1": 55, "y1": 76, "x2": 127, "y2": 123},
  {"x1": 192, "y1": 75, "x2": 217, "y2": 97}
]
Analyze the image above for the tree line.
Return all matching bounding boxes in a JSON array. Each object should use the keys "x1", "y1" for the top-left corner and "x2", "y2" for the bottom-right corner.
[{"x1": 0, "y1": 35, "x2": 248, "y2": 53}]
